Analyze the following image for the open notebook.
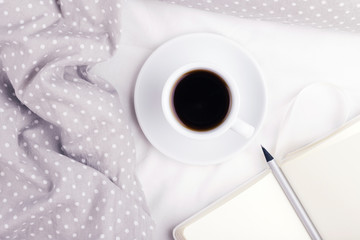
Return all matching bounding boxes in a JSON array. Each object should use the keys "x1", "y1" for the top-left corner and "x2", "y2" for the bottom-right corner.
[{"x1": 173, "y1": 116, "x2": 360, "y2": 240}]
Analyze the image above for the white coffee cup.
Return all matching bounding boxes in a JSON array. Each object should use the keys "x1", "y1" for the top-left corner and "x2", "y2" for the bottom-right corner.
[{"x1": 162, "y1": 62, "x2": 255, "y2": 140}]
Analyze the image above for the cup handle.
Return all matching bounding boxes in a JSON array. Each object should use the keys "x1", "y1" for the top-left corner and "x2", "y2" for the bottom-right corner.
[{"x1": 231, "y1": 118, "x2": 255, "y2": 138}]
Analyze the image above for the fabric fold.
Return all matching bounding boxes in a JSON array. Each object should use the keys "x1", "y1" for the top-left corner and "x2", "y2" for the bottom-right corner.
[{"x1": 0, "y1": 0, "x2": 154, "y2": 239}]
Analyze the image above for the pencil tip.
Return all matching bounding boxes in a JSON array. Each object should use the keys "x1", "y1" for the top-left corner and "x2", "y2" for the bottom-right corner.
[{"x1": 261, "y1": 145, "x2": 274, "y2": 162}]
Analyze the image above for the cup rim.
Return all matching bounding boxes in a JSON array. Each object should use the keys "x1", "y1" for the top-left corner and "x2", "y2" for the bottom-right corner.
[{"x1": 161, "y1": 62, "x2": 240, "y2": 140}]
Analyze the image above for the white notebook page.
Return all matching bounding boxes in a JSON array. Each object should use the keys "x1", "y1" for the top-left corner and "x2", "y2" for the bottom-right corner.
[
  {"x1": 181, "y1": 173, "x2": 310, "y2": 240},
  {"x1": 282, "y1": 124, "x2": 360, "y2": 240}
]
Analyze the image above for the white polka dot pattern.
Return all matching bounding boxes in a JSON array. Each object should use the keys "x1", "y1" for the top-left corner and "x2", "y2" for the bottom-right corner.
[
  {"x1": 0, "y1": 0, "x2": 154, "y2": 239},
  {"x1": 162, "y1": 0, "x2": 360, "y2": 33}
]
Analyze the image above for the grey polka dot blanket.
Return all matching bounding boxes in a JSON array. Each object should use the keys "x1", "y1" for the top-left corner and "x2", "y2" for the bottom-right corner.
[
  {"x1": 0, "y1": 0, "x2": 154, "y2": 239},
  {"x1": 163, "y1": 0, "x2": 360, "y2": 34}
]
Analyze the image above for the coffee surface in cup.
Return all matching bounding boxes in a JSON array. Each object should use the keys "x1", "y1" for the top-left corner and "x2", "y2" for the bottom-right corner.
[{"x1": 172, "y1": 69, "x2": 230, "y2": 131}]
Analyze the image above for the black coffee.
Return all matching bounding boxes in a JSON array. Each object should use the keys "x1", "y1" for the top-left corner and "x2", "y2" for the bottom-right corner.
[{"x1": 172, "y1": 69, "x2": 230, "y2": 131}]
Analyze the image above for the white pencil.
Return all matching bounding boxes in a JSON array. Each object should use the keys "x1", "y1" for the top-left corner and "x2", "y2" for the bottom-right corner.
[{"x1": 261, "y1": 146, "x2": 322, "y2": 240}]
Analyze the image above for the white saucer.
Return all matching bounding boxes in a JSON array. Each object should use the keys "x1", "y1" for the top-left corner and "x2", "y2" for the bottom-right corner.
[{"x1": 134, "y1": 33, "x2": 266, "y2": 165}]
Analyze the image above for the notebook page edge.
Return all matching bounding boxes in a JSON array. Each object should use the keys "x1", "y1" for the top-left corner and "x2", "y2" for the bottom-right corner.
[
  {"x1": 281, "y1": 114, "x2": 360, "y2": 165},
  {"x1": 173, "y1": 168, "x2": 270, "y2": 240}
]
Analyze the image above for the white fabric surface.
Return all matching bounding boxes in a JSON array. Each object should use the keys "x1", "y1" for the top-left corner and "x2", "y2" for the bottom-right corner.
[{"x1": 91, "y1": 0, "x2": 360, "y2": 239}]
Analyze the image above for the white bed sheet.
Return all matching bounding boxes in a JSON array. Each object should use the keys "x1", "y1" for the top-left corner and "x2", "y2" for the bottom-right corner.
[{"x1": 91, "y1": 0, "x2": 360, "y2": 239}]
